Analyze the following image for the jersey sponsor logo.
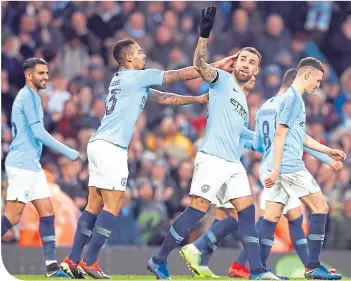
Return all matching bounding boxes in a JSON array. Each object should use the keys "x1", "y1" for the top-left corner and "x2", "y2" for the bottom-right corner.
[
  {"x1": 201, "y1": 184, "x2": 210, "y2": 193},
  {"x1": 299, "y1": 121, "x2": 305, "y2": 127},
  {"x1": 233, "y1": 88, "x2": 238, "y2": 93},
  {"x1": 121, "y1": 178, "x2": 127, "y2": 186},
  {"x1": 229, "y1": 98, "x2": 248, "y2": 120}
]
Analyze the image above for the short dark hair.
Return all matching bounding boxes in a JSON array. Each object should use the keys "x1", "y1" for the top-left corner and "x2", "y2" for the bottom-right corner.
[
  {"x1": 297, "y1": 57, "x2": 324, "y2": 73},
  {"x1": 239, "y1": 47, "x2": 262, "y2": 64},
  {"x1": 281, "y1": 69, "x2": 297, "y2": 87},
  {"x1": 23, "y1": 57, "x2": 48, "y2": 72},
  {"x1": 112, "y1": 38, "x2": 137, "y2": 65}
]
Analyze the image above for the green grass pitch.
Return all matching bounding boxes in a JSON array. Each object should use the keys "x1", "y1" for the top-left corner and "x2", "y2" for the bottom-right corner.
[{"x1": 12, "y1": 276, "x2": 351, "y2": 281}]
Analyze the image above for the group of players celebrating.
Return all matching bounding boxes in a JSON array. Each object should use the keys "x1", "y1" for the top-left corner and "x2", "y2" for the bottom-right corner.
[{"x1": 2, "y1": 5, "x2": 346, "y2": 280}]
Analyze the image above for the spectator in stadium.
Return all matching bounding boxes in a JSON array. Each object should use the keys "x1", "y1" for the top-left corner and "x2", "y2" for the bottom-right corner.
[
  {"x1": 335, "y1": 67, "x2": 351, "y2": 114},
  {"x1": 36, "y1": 8, "x2": 63, "y2": 50},
  {"x1": 256, "y1": 14, "x2": 291, "y2": 66},
  {"x1": 71, "y1": 11, "x2": 100, "y2": 56},
  {"x1": 1, "y1": 70, "x2": 16, "y2": 123},
  {"x1": 134, "y1": 177, "x2": 169, "y2": 245},
  {"x1": 57, "y1": 28, "x2": 90, "y2": 78},
  {"x1": 226, "y1": 9, "x2": 255, "y2": 51},
  {"x1": 262, "y1": 64, "x2": 282, "y2": 98},
  {"x1": 87, "y1": 1, "x2": 125, "y2": 42},
  {"x1": 305, "y1": 2, "x2": 332, "y2": 32},
  {"x1": 150, "y1": 158, "x2": 177, "y2": 216},
  {"x1": 151, "y1": 26, "x2": 175, "y2": 67},
  {"x1": 328, "y1": 16, "x2": 351, "y2": 76},
  {"x1": 54, "y1": 100, "x2": 81, "y2": 139},
  {"x1": 326, "y1": 191, "x2": 351, "y2": 249},
  {"x1": 125, "y1": 12, "x2": 154, "y2": 57},
  {"x1": 47, "y1": 75, "x2": 71, "y2": 114},
  {"x1": 1, "y1": 36, "x2": 23, "y2": 88},
  {"x1": 81, "y1": 98, "x2": 104, "y2": 129},
  {"x1": 169, "y1": 159, "x2": 193, "y2": 216}
]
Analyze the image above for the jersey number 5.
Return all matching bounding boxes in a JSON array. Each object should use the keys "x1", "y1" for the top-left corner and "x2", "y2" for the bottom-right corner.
[
  {"x1": 12, "y1": 122, "x2": 17, "y2": 139},
  {"x1": 105, "y1": 89, "x2": 120, "y2": 115},
  {"x1": 262, "y1": 120, "x2": 272, "y2": 150}
]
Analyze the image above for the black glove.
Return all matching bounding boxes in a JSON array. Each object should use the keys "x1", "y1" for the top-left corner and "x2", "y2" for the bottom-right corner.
[{"x1": 199, "y1": 5, "x2": 217, "y2": 38}]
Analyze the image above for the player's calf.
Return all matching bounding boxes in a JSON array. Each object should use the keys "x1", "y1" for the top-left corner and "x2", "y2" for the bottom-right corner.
[{"x1": 2, "y1": 200, "x2": 26, "y2": 236}]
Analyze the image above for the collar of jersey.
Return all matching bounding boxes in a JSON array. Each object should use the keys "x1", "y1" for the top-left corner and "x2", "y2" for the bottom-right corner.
[
  {"x1": 25, "y1": 85, "x2": 38, "y2": 95},
  {"x1": 290, "y1": 86, "x2": 298, "y2": 96}
]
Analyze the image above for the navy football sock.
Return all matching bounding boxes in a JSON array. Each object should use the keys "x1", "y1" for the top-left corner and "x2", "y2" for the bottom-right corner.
[
  {"x1": 154, "y1": 206, "x2": 205, "y2": 263},
  {"x1": 289, "y1": 216, "x2": 309, "y2": 267},
  {"x1": 69, "y1": 210, "x2": 97, "y2": 263},
  {"x1": 307, "y1": 214, "x2": 327, "y2": 269},
  {"x1": 84, "y1": 210, "x2": 117, "y2": 265}
]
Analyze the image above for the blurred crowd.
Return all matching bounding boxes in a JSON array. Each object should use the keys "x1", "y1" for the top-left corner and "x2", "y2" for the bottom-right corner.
[{"x1": 1, "y1": 1, "x2": 351, "y2": 249}]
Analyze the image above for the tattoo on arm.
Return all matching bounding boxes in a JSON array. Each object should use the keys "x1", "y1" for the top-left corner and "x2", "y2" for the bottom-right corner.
[
  {"x1": 163, "y1": 66, "x2": 200, "y2": 84},
  {"x1": 193, "y1": 37, "x2": 217, "y2": 82},
  {"x1": 149, "y1": 89, "x2": 197, "y2": 106}
]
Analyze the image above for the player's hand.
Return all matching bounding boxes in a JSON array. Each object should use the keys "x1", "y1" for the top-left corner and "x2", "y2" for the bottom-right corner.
[
  {"x1": 264, "y1": 171, "x2": 278, "y2": 188},
  {"x1": 329, "y1": 159, "x2": 343, "y2": 172},
  {"x1": 327, "y1": 148, "x2": 346, "y2": 161},
  {"x1": 75, "y1": 153, "x2": 82, "y2": 161},
  {"x1": 199, "y1": 6, "x2": 217, "y2": 38},
  {"x1": 197, "y1": 93, "x2": 209, "y2": 104},
  {"x1": 213, "y1": 53, "x2": 238, "y2": 72}
]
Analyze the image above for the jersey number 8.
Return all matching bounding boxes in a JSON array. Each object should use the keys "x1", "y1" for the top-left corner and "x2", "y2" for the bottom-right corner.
[{"x1": 262, "y1": 120, "x2": 272, "y2": 150}]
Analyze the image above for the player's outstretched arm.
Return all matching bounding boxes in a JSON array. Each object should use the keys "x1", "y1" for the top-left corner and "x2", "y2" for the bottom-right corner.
[
  {"x1": 149, "y1": 89, "x2": 208, "y2": 105},
  {"x1": 265, "y1": 124, "x2": 288, "y2": 188},
  {"x1": 303, "y1": 147, "x2": 343, "y2": 172},
  {"x1": 303, "y1": 134, "x2": 346, "y2": 160},
  {"x1": 31, "y1": 123, "x2": 79, "y2": 160},
  {"x1": 162, "y1": 55, "x2": 235, "y2": 85},
  {"x1": 23, "y1": 97, "x2": 79, "y2": 161}
]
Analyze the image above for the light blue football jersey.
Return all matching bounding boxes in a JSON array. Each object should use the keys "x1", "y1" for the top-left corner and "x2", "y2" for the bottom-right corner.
[
  {"x1": 5, "y1": 85, "x2": 78, "y2": 172},
  {"x1": 5, "y1": 86, "x2": 43, "y2": 171},
  {"x1": 198, "y1": 69, "x2": 249, "y2": 163},
  {"x1": 267, "y1": 86, "x2": 306, "y2": 173},
  {"x1": 254, "y1": 96, "x2": 281, "y2": 175},
  {"x1": 90, "y1": 69, "x2": 164, "y2": 148}
]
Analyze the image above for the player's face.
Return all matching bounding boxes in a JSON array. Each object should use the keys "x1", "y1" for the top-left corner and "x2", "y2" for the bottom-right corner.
[
  {"x1": 233, "y1": 51, "x2": 260, "y2": 83},
  {"x1": 27, "y1": 64, "x2": 49, "y2": 89},
  {"x1": 304, "y1": 69, "x2": 323, "y2": 94},
  {"x1": 128, "y1": 43, "x2": 146, "y2": 70}
]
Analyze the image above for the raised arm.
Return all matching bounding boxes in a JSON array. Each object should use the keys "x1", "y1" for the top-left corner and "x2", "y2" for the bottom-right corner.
[
  {"x1": 193, "y1": 6, "x2": 218, "y2": 82},
  {"x1": 193, "y1": 38, "x2": 218, "y2": 82},
  {"x1": 149, "y1": 89, "x2": 208, "y2": 106}
]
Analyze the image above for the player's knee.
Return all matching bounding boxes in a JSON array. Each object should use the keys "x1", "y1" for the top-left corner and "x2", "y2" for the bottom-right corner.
[
  {"x1": 86, "y1": 199, "x2": 104, "y2": 215},
  {"x1": 190, "y1": 195, "x2": 210, "y2": 213},
  {"x1": 4, "y1": 211, "x2": 21, "y2": 226},
  {"x1": 312, "y1": 202, "x2": 329, "y2": 214}
]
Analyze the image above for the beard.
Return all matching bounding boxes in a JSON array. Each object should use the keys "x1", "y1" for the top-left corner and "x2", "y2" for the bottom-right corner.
[
  {"x1": 34, "y1": 80, "x2": 47, "y2": 90},
  {"x1": 233, "y1": 68, "x2": 252, "y2": 83}
]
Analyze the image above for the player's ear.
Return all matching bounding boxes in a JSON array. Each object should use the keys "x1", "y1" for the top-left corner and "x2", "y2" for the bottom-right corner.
[
  {"x1": 126, "y1": 53, "x2": 133, "y2": 63},
  {"x1": 304, "y1": 71, "x2": 310, "y2": 80},
  {"x1": 24, "y1": 70, "x2": 31, "y2": 81},
  {"x1": 254, "y1": 66, "x2": 260, "y2": 76}
]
